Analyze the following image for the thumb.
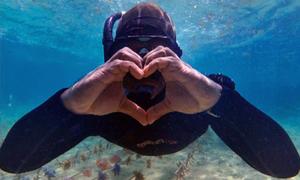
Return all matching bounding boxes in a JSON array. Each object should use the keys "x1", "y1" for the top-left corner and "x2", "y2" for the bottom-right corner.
[
  {"x1": 118, "y1": 97, "x2": 148, "y2": 126},
  {"x1": 147, "y1": 99, "x2": 172, "y2": 125}
]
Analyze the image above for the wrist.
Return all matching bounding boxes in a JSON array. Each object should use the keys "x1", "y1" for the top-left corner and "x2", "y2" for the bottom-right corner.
[
  {"x1": 197, "y1": 74, "x2": 223, "y2": 111},
  {"x1": 205, "y1": 80, "x2": 223, "y2": 110},
  {"x1": 60, "y1": 88, "x2": 84, "y2": 114},
  {"x1": 205, "y1": 73, "x2": 236, "y2": 117},
  {"x1": 205, "y1": 86, "x2": 232, "y2": 118}
]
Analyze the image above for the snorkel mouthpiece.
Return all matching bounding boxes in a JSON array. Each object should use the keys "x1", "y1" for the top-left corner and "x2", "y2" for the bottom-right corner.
[
  {"x1": 138, "y1": 48, "x2": 149, "y2": 58},
  {"x1": 123, "y1": 71, "x2": 166, "y2": 110}
]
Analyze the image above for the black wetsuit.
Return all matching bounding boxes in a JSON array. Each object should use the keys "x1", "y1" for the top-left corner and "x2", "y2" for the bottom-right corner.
[{"x1": 0, "y1": 74, "x2": 299, "y2": 178}]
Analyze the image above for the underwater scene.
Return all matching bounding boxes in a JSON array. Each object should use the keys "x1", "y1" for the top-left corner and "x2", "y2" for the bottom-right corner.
[{"x1": 0, "y1": 0, "x2": 300, "y2": 179}]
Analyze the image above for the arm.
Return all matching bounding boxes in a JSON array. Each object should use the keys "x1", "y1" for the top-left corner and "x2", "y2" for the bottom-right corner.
[
  {"x1": 141, "y1": 45, "x2": 300, "y2": 178},
  {"x1": 208, "y1": 74, "x2": 300, "y2": 178},
  {"x1": 0, "y1": 89, "x2": 99, "y2": 173},
  {"x1": 0, "y1": 47, "x2": 147, "y2": 173}
]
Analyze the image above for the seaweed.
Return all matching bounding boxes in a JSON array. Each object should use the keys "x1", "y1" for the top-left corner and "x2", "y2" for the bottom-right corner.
[
  {"x1": 93, "y1": 145, "x2": 99, "y2": 154},
  {"x1": 146, "y1": 159, "x2": 151, "y2": 168},
  {"x1": 61, "y1": 159, "x2": 72, "y2": 170},
  {"x1": 106, "y1": 143, "x2": 112, "y2": 150},
  {"x1": 80, "y1": 153, "x2": 88, "y2": 162},
  {"x1": 96, "y1": 144, "x2": 104, "y2": 156},
  {"x1": 174, "y1": 151, "x2": 196, "y2": 180},
  {"x1": 125, "y1": 156, "x2": 132, "y2": 165},
  {"x1": 73, "y1": 149, "x2": 81, "y2": 164},
  {"x1": 129, "y1": 170, "x2": 145, "y2": 180},
  {"x1": 56, "y1": 158, "x2": 72, "y2": 170}
]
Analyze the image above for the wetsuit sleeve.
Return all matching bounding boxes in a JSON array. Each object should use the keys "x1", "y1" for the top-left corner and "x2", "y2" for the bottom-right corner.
[
  {"x1": 0, "y1": 88, "x2": 101, "y2": 173},
  {"x1": 207, "y1": 74, "x2": 300, "y2": 178}
]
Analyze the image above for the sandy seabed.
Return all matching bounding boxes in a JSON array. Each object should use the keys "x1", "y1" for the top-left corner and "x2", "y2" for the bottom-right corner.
[
  {"x1": 1, "y1": 127, "x2": 299, "y2": 180},
  {"x1": 0, "y1": 112, "x2": 299, "y2": 180}
]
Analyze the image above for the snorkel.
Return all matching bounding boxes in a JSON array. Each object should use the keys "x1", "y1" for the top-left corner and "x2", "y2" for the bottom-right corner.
[{"x1": 102, "y1": 12, "x2": 123, "y2": 62}]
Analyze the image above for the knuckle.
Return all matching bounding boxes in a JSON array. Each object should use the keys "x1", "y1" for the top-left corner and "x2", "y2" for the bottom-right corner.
[
  {"x1": 112, "y1": 60, "x2": 126, "y2": 69},
  {"x1": 161, "y1": 48, "x2": 168, "y2": 56},
  {"x1": 118, "y1": 50, "x2": 126, "y2": 57},
  {"x1": 116, "y1": 48, "x2": 128, "y2": 57},
  {"x1": 121, "y1": 47, "x2": 131, "y2": 54},
  {"x1": 122, "y1": 47, "x2": 130, "y2": 51},
  {"x1": 112, "y1": 59, "x2": 122, "y2": 65},
  {"x1": 170, "y1": 56, "x2": 178, "y2": 62},
  {"x1": 151, "y1": 60, "x2": 159, "y2": 67},
  {"x1": 165, "y1": 47, "x2": 172, "y2": 53},
  {"x1": 165, "y1": 46, "x2": 171, "y2": 50}
]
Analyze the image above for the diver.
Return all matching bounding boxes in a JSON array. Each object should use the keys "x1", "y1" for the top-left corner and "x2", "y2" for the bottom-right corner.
[{"x1": 0, "y1": 3, "x2": 299, "y2": 178}]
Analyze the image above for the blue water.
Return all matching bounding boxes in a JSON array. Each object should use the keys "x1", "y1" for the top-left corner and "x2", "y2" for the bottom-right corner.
[{"x1": 0, "y1": 0, "x2": 300, "y2": 179}]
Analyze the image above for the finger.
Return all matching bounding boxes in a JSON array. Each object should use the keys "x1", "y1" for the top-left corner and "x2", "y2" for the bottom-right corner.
[
  {"x1": 100, "y1": 60, "x2": 144, "y2": 85},
  {"x1": 144, "y1": 46, "x2": 178, "y2": 65},
  {"x1": 147, "y1": 99, "x2": 172, "y2": 125},
  {"x1": 163, "y1": 46, "x2": 179, "y2": 58},
  {"x1": 125, "y1": 47, "x2": 144, "y2": 67},
  {"x1": 118, "y1": 97, "x2": 148, "y2": 126},
  {"x1": 112, "y1": 60, "x2": 144, "y2": 80},
  {"x1": 143, "y1": 57, "x2": 172, "y2": 77},
  {"x1": 143, "y1": 45, "x2": 164, "y2": 62},
  {"x1": 110, "y1": 47, "x2": 143, "y2": 68},
  {"x1": 144, "y1": 48, "x2": 168, "y2": 66}
]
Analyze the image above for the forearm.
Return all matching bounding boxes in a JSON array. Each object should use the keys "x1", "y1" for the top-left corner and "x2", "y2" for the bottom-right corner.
[
  {"x1": 0, "y1": 89, "x2": 98, "y2": 173},
  {"x1": 208, "y1": 86, "x2": 300, "y2": 178}
]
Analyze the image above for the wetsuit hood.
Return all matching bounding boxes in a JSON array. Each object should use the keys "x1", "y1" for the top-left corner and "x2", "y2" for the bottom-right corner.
[
  {"x1": 115, "y1": 3, "x2": 177, "y2": 40},
  {"x1": 102, "y1": 2, "x2": 182, "y2": 61}
]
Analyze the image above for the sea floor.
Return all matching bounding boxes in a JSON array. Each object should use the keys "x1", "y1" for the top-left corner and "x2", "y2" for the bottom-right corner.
[{"x1": 0, "y1": 108, "x2": 299, "y2": 180}]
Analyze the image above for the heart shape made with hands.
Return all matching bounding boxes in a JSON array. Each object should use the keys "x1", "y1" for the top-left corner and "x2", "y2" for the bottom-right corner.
[
  {"x1": 116, "y1": 46, "x2": 187, "y2": 125},
  {"x1": 121, "y1": 48, "x2": 167, "y2": 110}
]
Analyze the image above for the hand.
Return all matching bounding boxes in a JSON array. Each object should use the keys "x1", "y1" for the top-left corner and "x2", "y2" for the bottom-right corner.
[
  {"x1": 143, "y1": 46, "x2": 222, "y2": 124},
  {"x1": 61, "y1": 47, "x2": 149, "y2": 126}
]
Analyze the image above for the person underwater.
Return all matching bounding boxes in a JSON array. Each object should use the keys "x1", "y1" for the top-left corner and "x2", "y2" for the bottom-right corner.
[{"x1": 0, "y1": 2, "x2": 299, "y2": 178}]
